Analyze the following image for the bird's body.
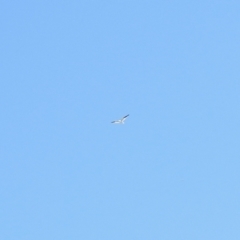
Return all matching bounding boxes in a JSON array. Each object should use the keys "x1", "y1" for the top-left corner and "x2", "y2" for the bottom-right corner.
[{"x1": 111, "y1": 114, "x2": 129, "y2": 124}]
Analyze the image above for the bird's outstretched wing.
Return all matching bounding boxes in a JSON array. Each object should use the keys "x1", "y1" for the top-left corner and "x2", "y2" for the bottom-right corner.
[
  {"x1": 122, "y1": 114, "x2": 129, "y2": 120},
  {"x1": 111, "y1": 120, "x2": 121, "y2": 123},
  {"x1": 111, "y1": 120, "x2": 120, "y2": 124},
  {"x1": 121, "y1": 114, "x2": 129, "y2": 121}
]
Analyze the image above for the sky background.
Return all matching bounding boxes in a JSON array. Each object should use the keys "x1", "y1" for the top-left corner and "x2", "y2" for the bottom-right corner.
[{"x1": 1, "y1": 1, "x2": 240, "y2": 239}]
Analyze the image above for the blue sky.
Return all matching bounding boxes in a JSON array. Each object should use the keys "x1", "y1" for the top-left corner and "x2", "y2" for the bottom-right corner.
[{"x1": 1, "y1": 1, "x2": 240, "y2": 239}]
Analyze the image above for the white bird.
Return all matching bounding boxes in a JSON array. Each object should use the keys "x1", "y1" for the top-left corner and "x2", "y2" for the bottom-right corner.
[{"x1": 111, "y1": 114, "x2": 129, "y2": 124}]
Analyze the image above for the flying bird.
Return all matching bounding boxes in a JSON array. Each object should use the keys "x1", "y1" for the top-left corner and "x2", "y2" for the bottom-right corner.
[{"x1": 111, "y1": 114, "x2": 129, "y2": 124}]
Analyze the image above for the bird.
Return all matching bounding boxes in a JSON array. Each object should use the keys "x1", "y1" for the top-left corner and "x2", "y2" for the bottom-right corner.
[{"x1": 111, "y1": 114, "x2": 129, "y2": 124}]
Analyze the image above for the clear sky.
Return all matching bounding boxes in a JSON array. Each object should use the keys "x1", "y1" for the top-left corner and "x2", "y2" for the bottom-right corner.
[{"x1": 1, "y1": 1, "x2": 240, "y2": 239}]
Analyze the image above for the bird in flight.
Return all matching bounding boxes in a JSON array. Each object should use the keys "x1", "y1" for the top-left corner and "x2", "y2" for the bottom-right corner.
[{"x1": 111, "y1": 114, "x2": 129, "y2": 124}]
